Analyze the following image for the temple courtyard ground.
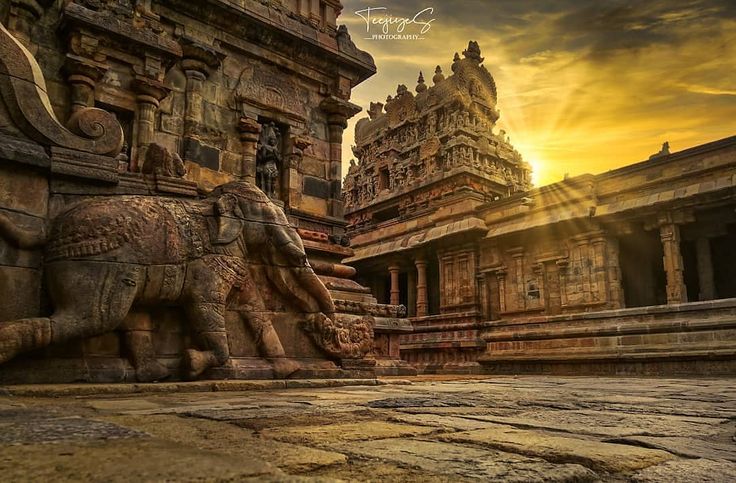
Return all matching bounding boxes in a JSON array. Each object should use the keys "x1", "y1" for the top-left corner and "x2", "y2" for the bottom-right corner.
[{"x1": 0, "y1": 376, "x2": 734, "y2": 482}]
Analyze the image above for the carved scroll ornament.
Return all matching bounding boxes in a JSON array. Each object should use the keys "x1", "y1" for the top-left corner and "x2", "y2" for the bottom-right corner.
[{"x1": 0, "y1": 22, "x2": 123, "y2": 155}]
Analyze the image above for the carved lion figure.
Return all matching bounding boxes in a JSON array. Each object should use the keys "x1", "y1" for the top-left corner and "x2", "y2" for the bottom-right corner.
[{"x1": 0, "y1": 181, "x2": 372, "y2": 381}]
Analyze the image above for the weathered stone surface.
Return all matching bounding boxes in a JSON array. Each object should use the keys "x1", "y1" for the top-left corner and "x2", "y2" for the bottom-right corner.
[
  {"x1": 0, "y1": 440, "x2": 278, "y2": 482},
  {"x1": 0, "y1": 376, "x2": 735, "y2": 481},
  {"x1": 440, "y1": 425, "x2": 673, "y2": 472},
  {"x1": 341, "y1": 438, "x2": 598, "y2": 482},
  {"x1": 630, "y1": 458, "x2": 736, "y2": 483},
  {"x1": 608, "y1": 435, "x2": 736, "y2": 462},
  {"x1": 389, "y1": 412, "x2": 512, "y2": 431},
  {"x1": 261, "y1": 421, "x2": 437, "y2": 445},
  {"x1": 105, "y1": 414, "x2": 348, "y2": 473},
  {"x1": 0, "y1": 415, "x2": 147, "y2": 444},
  {"x1": 461, "y1": 409, "x2": 731, "y2": 438}
]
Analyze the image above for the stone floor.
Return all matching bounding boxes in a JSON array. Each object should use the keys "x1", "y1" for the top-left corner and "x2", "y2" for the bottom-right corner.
[{"x1": 1, "y1": 376, "x2": 735, "y2": 482}]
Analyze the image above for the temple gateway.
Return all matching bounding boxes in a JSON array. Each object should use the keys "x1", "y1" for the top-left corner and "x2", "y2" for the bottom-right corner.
[{"x1": 0, "y1": 1, "x2": 734, "y2": 382}]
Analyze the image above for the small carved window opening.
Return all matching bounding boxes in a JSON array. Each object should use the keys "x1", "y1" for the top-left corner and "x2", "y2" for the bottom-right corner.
[
  {"x1": 379, "y1": 167, "x2": 390, "y2": 190},
  {"x1": 526, "y1": 280, "x2": 540, "y2": 300}
]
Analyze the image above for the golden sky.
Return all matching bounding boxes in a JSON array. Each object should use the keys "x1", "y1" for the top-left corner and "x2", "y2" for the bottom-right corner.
[{"x1": 339, "y1": 0, "x2": 736, "y2": 186}]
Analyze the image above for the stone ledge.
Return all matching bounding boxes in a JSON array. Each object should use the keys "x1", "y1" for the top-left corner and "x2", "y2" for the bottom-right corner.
[
  {"x1": 0, "y1": 378, "x2": 413, "y2": 398},
  {"x1": 480, "y1": 347, "x2": 736, "y2": 363},
  {"x1": 485, "y1": 298, "x2": 736, "y2": 328},
  {"x1": 483, "y1": 316, "x2": 736, "y2": 342}
]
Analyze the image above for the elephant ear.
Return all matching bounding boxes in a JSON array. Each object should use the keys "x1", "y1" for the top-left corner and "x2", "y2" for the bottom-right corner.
[{"x1": 213, "y1": 193, "x2": 245, "y2": 245}]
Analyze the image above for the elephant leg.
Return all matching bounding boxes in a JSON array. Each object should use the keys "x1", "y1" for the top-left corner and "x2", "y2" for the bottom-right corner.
[
  {"x1": 125, "y1": 331, "x2": 170, "y2": 382},
  {"x1": 47, "y1": 262, "x2": 142, "y2": 344},
  {"x1": 235, "y1": 274, "x2": 300, "y2": 379},
  {"x1": 182, "y1": 302, "x2": 230, "y2": 379},
  {"x1": 0, "y1": 261, "x2": 141, "y2": 365},
  {"x1": 121, "y1": 313, "x2": 170, "y2": 383},
  {"x1": 243, "y1": 310, "x2": 300, "y2": 379}
]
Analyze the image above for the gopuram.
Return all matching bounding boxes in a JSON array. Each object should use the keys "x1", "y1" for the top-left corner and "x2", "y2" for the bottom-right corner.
[
  {"x1": 0, "y1": 0, "x2": 411, "y2": 383},
  {"x1": 345, "y1": 41, "x2": 736, "y2": 376}
]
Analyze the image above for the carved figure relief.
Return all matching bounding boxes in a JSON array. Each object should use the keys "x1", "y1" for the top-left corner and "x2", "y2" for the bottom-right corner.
[
  {"x1": 232, "y1": 63, "x2": 308, "y2": 119},
  {"x1": 0, "y1": 180, "x2": 372, "y2": 381},
  {"x1": 140, "y1": 143, "x2": 186, "y2": 177},
  {"x1": 256, "y1": 122, "x2": 283, "y2": 198}
]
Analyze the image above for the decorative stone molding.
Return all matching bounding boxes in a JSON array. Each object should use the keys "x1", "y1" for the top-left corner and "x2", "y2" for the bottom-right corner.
[
  {"x1": 63, "y1": 54, "x2": 108, "y2": 114},
  {"x1": 0, "y1": 22, "x2": 123, "y2": 156}
]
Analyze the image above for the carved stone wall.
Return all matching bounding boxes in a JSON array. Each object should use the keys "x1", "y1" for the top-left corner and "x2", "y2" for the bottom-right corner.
[{"x1": 0, "y1": 1, "x2": 407, "y2": 383}]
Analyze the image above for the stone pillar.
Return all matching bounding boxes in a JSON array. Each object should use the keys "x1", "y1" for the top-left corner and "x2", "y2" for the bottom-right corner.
[
  {"x1": 320, "y1": 97, "x2": 360, "y2": 218},
  {"x1": 308, "y1": 0, "x2": 321, "y2": 27},
  {"x1": 496, "y1": 269, "x2": 507, "y2": 313},
  {"x1": 660, "y1": 223, "x2": 688, "y2": 304},
  {"x1": 415, "y1": 258, "x2": 428, "y2": 317},
  {"x1": 285, "y1": 135, "x2": 312, "y2": 209},
  {"x1": 131, "y1": 78, "x2": 169, "y2": 171},
  {"x1": 696, "y1": 237, "x2": 715, "y2": 301},
  {"x1": 606, "y1": 238, "x2": 625, "y2": 308},
  {"x1": 389, "y1": 265, "x2": 400, "y2": 306},
  {"x1": 477, "y1": 273, "x2": 489, "y2": 319},
  {"x1": 182, "y1": 70, "x2": 205, "y2": 136},
  {"x1": 180, "y1": 40, "x2": 221, "y2": 168},
  {"x1": 531, "y1": 262, "x2": 545, "y2": 309},
  {"x1": 557, "y1": 259, "x2": 569, "y2": 307},
  {"x1": 327, "y1": 118, "x2": 345, "y2": 217},
  {"x1": 510, "y1": 249, "x2": 525, "y2": 311},
  {"x1": 237, "y1": 117, "x2": 260, "y2": 184},
  {"x1": 591, "y1": 234, "x2": 609, "y2": 303},
  {"x1": 63, "y1": 56, "x2": 107, "y2": 115},
  {"x1": 544, "y1": 262, "x2": 562, "y2": 315}
]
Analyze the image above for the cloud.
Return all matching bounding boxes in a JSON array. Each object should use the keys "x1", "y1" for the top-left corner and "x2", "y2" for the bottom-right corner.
[{"x1": 340, "y1": 0, "x2": 736, "y2": 186}]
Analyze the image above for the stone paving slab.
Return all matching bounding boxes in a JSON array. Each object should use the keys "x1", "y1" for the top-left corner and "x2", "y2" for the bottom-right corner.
[
  {"x1": 439, "y1": 425, "x2": 674, "y2": 472},
  {"x1": 0, "y1": 415, "x2": 147, "y2": 445},
  {"x1": 0, "y1": 439, "x2": 279, "y2": 482},
  {"x1": 261, "y1": 421, "x2": 438, "y2": 445},
  {"x1": 340, "y1": 438, "x2": 598, "y2": 482},
  {"x1": 448, "y1": 409, "x2": 731, "y2": 438},
  {"x1": 630, "y1": 458, "x2": 736, "y2": 483},
  {"x1": 608, "y1": 435, "x2": 736, "y2": 462},
  {"x1": 103, "y1": 414, "x2": 349, "y2": 474},
  {"x1": 0, "y1": 375, "x2": 735, "y2": 482}
]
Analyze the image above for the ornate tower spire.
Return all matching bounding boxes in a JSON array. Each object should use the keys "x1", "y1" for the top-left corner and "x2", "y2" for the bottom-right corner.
[
  {"x1": 415, "y1": 71, "x2": 427, "y2": 93},
  {"x1": 462, "y1": 40, "x2": 484, "y2": 63},
  {"x1": 432, "y1": 65, "x2": 444, "y2": 84}
]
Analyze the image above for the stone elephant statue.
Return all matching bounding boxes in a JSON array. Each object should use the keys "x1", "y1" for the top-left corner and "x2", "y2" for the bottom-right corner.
[{"x1": 0, "y1": 180, "x2": 370, "y2": 381}]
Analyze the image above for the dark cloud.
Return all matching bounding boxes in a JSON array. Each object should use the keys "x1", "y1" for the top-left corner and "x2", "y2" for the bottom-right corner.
[{"x1": 552, "y1": 0, "x2": 735, "y2": 60}]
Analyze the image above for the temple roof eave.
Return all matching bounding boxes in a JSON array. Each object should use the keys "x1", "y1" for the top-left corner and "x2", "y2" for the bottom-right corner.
[{"x1": 345, "y1": 217, "x2": 488, "y2": 264}]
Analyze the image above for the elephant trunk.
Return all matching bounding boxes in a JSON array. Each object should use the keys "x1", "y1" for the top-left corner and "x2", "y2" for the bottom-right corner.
[{"x1": 265, "y1": 264, "x2": 334, "y2": 318}]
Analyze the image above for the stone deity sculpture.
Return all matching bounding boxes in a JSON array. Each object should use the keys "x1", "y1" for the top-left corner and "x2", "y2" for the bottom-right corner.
[{"x1": 256, "y1": 122, "x2": 282, "y2": 198}]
